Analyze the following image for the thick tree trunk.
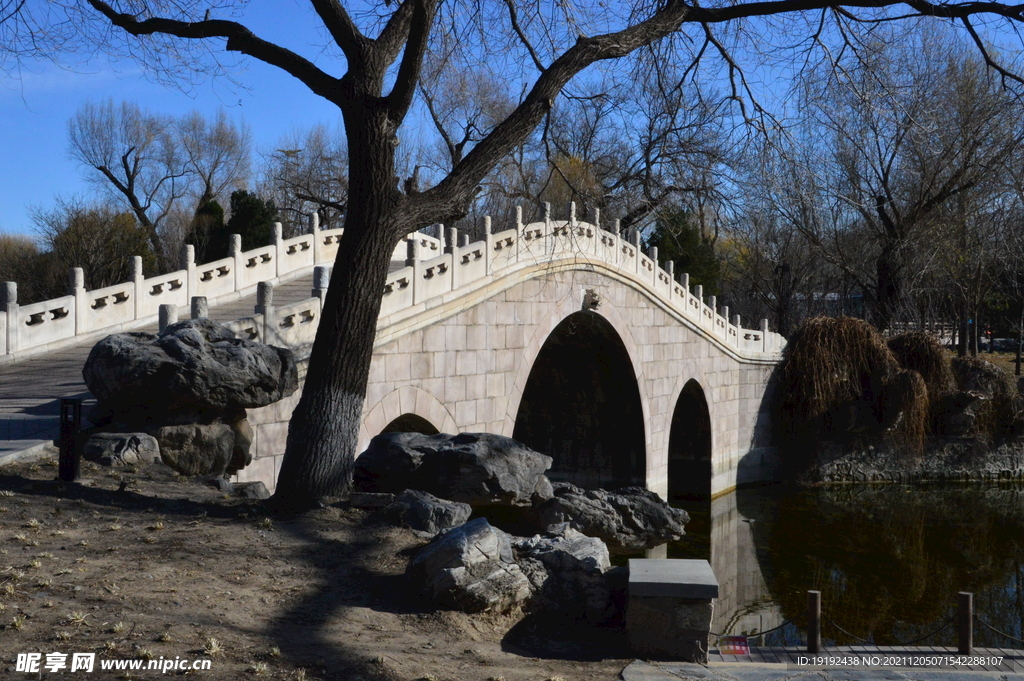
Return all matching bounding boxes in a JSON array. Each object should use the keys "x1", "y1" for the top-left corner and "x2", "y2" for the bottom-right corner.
[{"x1": 271, "y1": 103, "x2": 406, "y2": 510}]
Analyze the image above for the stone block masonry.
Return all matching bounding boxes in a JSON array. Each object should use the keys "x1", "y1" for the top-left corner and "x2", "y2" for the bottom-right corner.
[{"x1": 230, "y1": 209, "x2": 783, "y2": 497}]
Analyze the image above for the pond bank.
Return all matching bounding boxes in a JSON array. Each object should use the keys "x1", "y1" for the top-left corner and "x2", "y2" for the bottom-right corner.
[{"x1": 804, "y1": 440, "x2": 1024, "y2": 484}]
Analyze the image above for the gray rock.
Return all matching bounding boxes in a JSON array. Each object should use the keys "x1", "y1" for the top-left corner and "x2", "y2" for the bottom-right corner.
[
  {"x1": 354, "y1": 432, "x2": 554, "y2": 507},
  {"x1": 83, "y1": 318, "x2": 298, "y2": 419},
  {"x1": 150, "y1": 423, "x2": 235, "y2": 477},
  {"x1": 350, "y1": 492, "x2": 396, "y2": 509},
  {"x1": 406, "y1": 517, "x2": 533, "y2": 613},
  {"x1": 534, "y1": 484, "x2": 689, "y2": 554},
  {"x1": 226, "y1": 413, "x2": 253, "y2": 476},
  {"x1": 513, "y1": 526, "x2": 611, "y2": 621},
  {"x1": 234, "y1": 481, "x2": 270, "y2": 500},
  {"x1": 83, "y1": 432, "x2": 161, "y2": 467},
  {"x1": 380, "y1": 490, "x2": 472, "y2": 537}
]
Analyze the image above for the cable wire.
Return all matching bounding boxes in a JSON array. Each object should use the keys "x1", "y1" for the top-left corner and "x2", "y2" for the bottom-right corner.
[{"x1": 976, "y1": 615, "x2": 1024, "y2": 645}]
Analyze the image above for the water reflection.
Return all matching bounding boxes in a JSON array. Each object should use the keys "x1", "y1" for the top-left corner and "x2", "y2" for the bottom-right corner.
[{"x1": 666, "y1": 485, "x2": 1024, "y2": 648}]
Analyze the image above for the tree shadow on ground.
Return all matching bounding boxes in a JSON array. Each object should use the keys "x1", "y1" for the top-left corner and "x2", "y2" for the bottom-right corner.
[{"x1": 501, "y1": 611, "x2": 630, "y2": 661}]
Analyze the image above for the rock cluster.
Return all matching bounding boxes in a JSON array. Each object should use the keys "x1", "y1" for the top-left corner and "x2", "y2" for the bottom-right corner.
[
  {"x1": 353, "y1": 432, "x2": 554, "y2": 506},
  {"x1": 355, "y1": 431, "x2": 687, "y2": 619},
  {"x1": 533, "y1": 483, "x2": 690, "y2": 554},
  {"x1": 81, "y1": 318, "x2": 298, "y2": 477}
]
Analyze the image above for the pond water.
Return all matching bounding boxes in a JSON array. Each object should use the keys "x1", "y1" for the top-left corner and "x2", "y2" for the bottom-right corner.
[{"x1": 646, "y1": 484, "x2": 1024, "y2": 649}]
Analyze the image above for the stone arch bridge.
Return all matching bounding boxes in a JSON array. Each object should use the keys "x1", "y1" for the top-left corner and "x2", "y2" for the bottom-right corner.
[
  {"x1": 237, "y1": 210, "x2": 784, "y2": 500},
  {"x1": 0, "y1": 208, "x2": 784, "y2": 499}
]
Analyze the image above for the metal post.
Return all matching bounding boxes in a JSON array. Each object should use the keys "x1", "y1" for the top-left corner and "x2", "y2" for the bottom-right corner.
[
  {"x1": 58, "y1": 398, "x2": 82, "y2": 482},
  {"x1": 958, "y1": 592, "x2": 973, "y2": 654},
  {"x1": 807, "y1": 590, "x2": 821, "y2": 655}
]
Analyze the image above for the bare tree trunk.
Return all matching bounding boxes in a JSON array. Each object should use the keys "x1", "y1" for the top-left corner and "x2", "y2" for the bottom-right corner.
[{"x1": 272, "y1": 106, "x2": 405, "y2": 510}]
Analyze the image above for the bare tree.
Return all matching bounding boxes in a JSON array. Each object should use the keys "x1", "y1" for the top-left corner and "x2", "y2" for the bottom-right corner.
[
  {"x1": 67, "y1": 99, "x2": 189, "y2": 270},
  {"x1": 259, "y1": 124, "x2": 348, "y2": 235},
  {"x1": 763, "y1": 29, "x2": 1024, "y2": 333},
  {"x1": 31, "y1": 197, "x2": 158, "y2": 289},
  {"x1": 178, "y1": 109, "x2": 250, "y2": 209},
  {"x1": 76, "y1": 0, "x2": 1024, "y2": 510}
]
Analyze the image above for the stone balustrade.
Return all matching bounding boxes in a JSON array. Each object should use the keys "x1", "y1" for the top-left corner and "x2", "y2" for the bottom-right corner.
[{"x1": 0, "y1": 204, "x2": 783, "y2": 365}]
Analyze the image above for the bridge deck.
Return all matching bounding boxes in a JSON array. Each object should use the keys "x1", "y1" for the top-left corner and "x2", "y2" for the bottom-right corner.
[
  {"x1": 0, "y1": 264, "x2": 412, "y2": 458},
  {"x1": 708, "y1": 646, "x2": 1024, "y2": 671}
]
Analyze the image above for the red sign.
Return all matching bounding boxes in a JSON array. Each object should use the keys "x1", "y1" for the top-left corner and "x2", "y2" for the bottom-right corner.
[{"x1": 720, "y1": 636, "x2": 750, "y2": 655}]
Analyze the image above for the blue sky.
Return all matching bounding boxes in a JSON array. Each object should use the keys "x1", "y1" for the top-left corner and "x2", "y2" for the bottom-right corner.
[{"x1": 0, "y1": 2, "x2": 359, "y2": 238}]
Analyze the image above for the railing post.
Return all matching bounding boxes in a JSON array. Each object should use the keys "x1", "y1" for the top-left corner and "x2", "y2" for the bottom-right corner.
[
  {"x1": 591, "y1": 207, "x2": 601, "y2": 256},
  {"x1": 613, "y1": 220, "x2": 621, "y2": 267},
  {"x1": 180, "y1": 243, "x2": 196, "y2": 303},
  {"x1": 407, "y1": 238, "x2": 423, "y2": 305},
  {"x1": 515, "y1": 206, "x2": 524, "y2": 264},
  {"x1": 958, "y1": 592, "x2": 973, "y2": 655},
  {"x1": 158, "y1": 304, "x2": 178, "y2": 332},
  {"x1": 435, "y1": 223, "x2": 446, "y2": 253},
  {"x1": 58, "y1": 398, "x2": 82, "y2": 483},
  {"x1": 273, "y1": 222, "x2": 284, "y2": 278},
  {"x1": 130, "y1": 256, "x2": 143, "y2": 321},
  {"x1": 807, "y1": 590, "x2": 821, "y2": 655},
  {"x1": 309, "y1": 211, "x2": 322, "y2": 264},
  {"x1": 230, "y1": 234, "x2": 243, "y2": 294},
  {"x1": 312, "y1": 265, "x2": 331, "y2": 302},
  {"x1": 190, "y1": 296, "x2": 208, "y2": 320},
  {"x1": 761, "y1": 318, "x2": 770, "y2": 353},
  {"x1": 256, "y1": 281, "x2": 274, "y2": 343},
  {"x1": 1, "y1": 281, "x2": 17, "y2": 354},
  {"x1": 69, "y1": 268, "x2": 85, "y2": 335},
  {"x1": 631, "y1": 229, "x2": 641, "y2": 274},
  {"x1": 446, "y1": 226, "x2": 459, "y2": 290},
  {"x1": 483, "y1": 216, "x2": 493, "y2": 275}
]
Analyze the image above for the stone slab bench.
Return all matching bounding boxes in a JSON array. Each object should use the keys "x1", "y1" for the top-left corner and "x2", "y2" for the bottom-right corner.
[{"x1": 627, "y1": 558, "x2": 719, "y2": 663}]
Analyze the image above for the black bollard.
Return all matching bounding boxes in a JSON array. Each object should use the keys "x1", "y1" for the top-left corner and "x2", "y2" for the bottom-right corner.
[
  {"x1": 58, "y1": 398, "x2": 82, "y2": 482},
  {"x1": 807, "y1": 590, "x2": 821, "y2": 654}
]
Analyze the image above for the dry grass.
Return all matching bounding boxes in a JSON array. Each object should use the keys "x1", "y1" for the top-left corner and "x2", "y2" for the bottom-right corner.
[
  {"x1": 951, "y1": 355, "x2": 1020, "y2": 440},
  {"x1": 776, "y1": 317, "x2": 927, "y2": 465},
  {"x1": 888, "y1": 332, "x2": 954, "y2": 433}
]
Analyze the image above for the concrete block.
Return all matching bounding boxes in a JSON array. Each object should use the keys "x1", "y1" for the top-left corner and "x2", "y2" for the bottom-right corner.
[
  {"x1": 465, "y1": 373, "x2": 486, "y2": 401},
  {"x1": 629, "y1": 559, "x2": 719, "y2": 599},
  {"x1": 466, "y1": 324, "x2": 488, "y2": 350},
  {"x1": 410, "y1": 353, "x2": 432, "y2": 379},
  {"x1": 422, "y1": 324, "x2": 446, "y2": 351},
  {"x1": 627, "y1": 594, "x2": 713, "y2": 663},
  {"x1": 384, "y1": 353, "x2": 411, "y2": 381},
  {"x1": 455, "y1": 350, "x2": 477, "y2": 375},
  {"x1": 443, "y1": 375, "x2": 466, "y2": 402}
]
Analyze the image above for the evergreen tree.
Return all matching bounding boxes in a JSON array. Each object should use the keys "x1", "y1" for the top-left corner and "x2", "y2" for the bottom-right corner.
[
  {"x1": 645, "y1": 208, "x2": 721, "y2": 295},
  {"x1": 222, "y1": 190, "x2": 278, "y2": 256}
]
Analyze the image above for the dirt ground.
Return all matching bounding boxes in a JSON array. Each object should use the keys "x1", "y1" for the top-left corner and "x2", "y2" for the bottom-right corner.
[{"x1": 0, "y1": 455, "x2": 633, "y2": 680}]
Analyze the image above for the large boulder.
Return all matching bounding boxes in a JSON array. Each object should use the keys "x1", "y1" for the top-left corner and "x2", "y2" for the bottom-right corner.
[
  {"x1": 354, "y1": 432, "x2": 554, "y2": 507},
  {"x1": 513, "y1": 526, "x2": 612, "y2": 621},
  {"x1": 533, "y1": 484, "x2": 689, "y2": 554},
  {"x1": 83, "y1": 432, "x2": 161, "y2": 467},
  {"x1": 379, "y1": 490, "x2": 472, "y2": 537},
  {"x1": 149, "y1": 423, "x2": 235, "y2": 477},
  {"x1": 406, "y1": 517, "x2": 533, "y2": 613},
  {"x1": 83, "y1": 318, "x2": 298, "y2": 420}
]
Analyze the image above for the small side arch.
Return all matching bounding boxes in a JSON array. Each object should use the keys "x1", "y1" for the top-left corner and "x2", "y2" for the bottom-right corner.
[
  {"x1": 666, "y1": 376, "x2": 713, "y2": 500},
  {"x1": 359, "y1": 386, "x2": 457, "y2": 454}
]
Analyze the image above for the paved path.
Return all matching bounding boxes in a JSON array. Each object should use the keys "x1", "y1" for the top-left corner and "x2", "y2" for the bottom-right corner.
[{"x1": 618, "y1": 655, "x2": 1024, "y2": 679}]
